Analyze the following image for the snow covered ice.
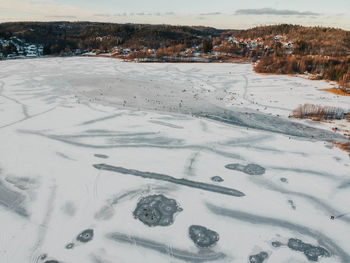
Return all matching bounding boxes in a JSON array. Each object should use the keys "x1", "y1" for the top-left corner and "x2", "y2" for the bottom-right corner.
[{"x1": 0, "y1": 57, "x2": 349, "y2": 263}]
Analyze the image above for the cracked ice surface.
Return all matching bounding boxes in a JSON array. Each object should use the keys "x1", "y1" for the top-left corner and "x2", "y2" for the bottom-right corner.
[{"x1": 0, "y1": 57, "x2": 349, "y2": 263}]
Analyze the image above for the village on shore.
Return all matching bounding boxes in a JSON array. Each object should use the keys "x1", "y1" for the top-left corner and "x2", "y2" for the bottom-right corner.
[{"x1": 0, "y1": 34, "x2": 293, "y2": 62}]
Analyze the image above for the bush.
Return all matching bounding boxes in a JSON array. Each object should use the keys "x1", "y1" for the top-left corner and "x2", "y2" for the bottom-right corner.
[
  {"x1": 340, "y1": 72, "x2": 350, "y2": 93},
  {"x1": 292, "y1": 104, "x2": 347, "y2": 120},
  {"x1": 334, "y1": 142, "x2": 350, "y2": 154}
]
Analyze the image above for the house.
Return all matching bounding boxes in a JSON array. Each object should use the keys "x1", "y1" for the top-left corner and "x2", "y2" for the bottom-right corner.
[
  {"x1": 37, "y1": 45, "x2": 44, "y2": 56},
  {"x1": 26, "y1": 45, "x2": 38, "y2": 57},
  {"x1": 74, "y1": 49, "x2": 82, "y2": 55},
  {"x1": 227, "y1": 36, "x2": 235, "y2": 43},
  {"x1": 274, "y1": 35, "x2": 283, "y2": 41},
  {"x1": 122, "y1": 48, "x2": 131, "y2": 54}
]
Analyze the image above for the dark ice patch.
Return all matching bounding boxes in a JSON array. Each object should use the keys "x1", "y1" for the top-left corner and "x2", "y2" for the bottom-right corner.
[
  {"x1": 65, "y1": 242, "x2": 75, "y2": 249},
  {"x1": 288, "y1": 238, "x2": 330, "y2": 261},
  {"x1": 206, "y1": 203, "x2": 349, "y2": 262},
  {"x1": 225, "y1": 163, "x2": 265, "y2": 175},
  {"x1": 149, "y1": 120, "x2": 184, "y2": 129},
  {"x1": 189, "y1": 225, "x2": 219, "y2": 248},
  {"x1": 211, "y1": 176, "x2": 224, "y2": 182},
  {"x1": 107, "y1": 232, "x2": 226, "y2": 262},
  {"x1": 0, "y1": 180, "x2": 28, "y2": 217},
  {"x1": 44, "y1": 261, "x2": 59, "y2": 263},
  {"x1": 272, "y1": 241, "x2": 283, "y2": 248},
  {"x1": 337, "y1": 181, "x2": 350, "y2": 189},
  {"x1": 76, "y1": 229, "x2": 94, "y2": 243},
  {"x1": 186, "y1": 152, "x2": 200, "y2": 177},
  {"x1": 225, "y1": 163, "x2": 245, "y2": 172},
  {"x1": 288, "y1": 200, "x2": 296, "y2": 210},
  {"x1": 280, "y1": 177, "x2": 288, "y2": 183},
  {"x1": 244, "y1": 164, "x2": 266, "y2": 175},
  {"x1": 5, "y1": 176, "x2": 37, "y2": 191},
  {"x1": 249, "y1": 252, "x2": 268, "y2": 263},
  {"x1": 94, "y1": 154, "x2": 109, "y2": 159},
  {"x1": 197, "y1": 110, "x2": 346, "y2": 142},
  {"x1": 133, "y1": 194, "x2": 182, "y2": 227},
  {"x1": 334, "y1": 156, "x2": 342, "y2": 162},
  {"x1": 80, "y1": 113, "x2": 121, "y2": 125},
  {"x1": 93, "y1": 164, "x2": 245, "y2": 197}
]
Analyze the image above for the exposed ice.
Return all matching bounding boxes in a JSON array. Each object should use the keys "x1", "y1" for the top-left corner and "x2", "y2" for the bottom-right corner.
[
  {"x1": 65, "y1": 243, "x2": 74, "y2": 249},
  {"x1": 94, "y1": 164, "x2": 246, "y2": 197},
  {"x1": 280, "y1": 177, "x2": 288, "y2": 183},
  {"x1": 288, "y1": 238, "x2": 330, "y2": 261},
  {"x1": 271, "y1": 241, "x2": 283, "y2": 248},
  {"x1": 207, "y1": 203, "x2": 350, "y2": 262},
  {"x1": 211, "y1": 176, "x2": 224, "y2": 182},
  {"x1": 188, "y1": 225, "x2": 220, "y2": 248},
  {"x1": 0, "y1": 180, "x2": 28, "y2": 217},
  {"x1": 249, "y1": 251, "x2": 268, "y2": 263},
  {"x1": 5, "y1": 176, "x2": 37, "y2": 191},
  {"x1": 288, "y1": 200, "x2": 296, "y2": 210},
  {"x1": 133, "y1": 194, "x2": 182, "y2": 227},
  {"x1": 107, "y1": 232, "x2": 226, "y2": 262},
  {"x1": 76, "y1": 229, "x2": 94, "y2": 243},
  {"x1": 225, "y1": 163, "x2": 266, "y2": 175},
  {"x1": 94, "y1": 154, "x2": 109, "y2": 159}
]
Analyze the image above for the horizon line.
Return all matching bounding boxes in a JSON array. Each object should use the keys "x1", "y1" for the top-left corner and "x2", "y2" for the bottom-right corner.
[{"x1": 0, "y1": 20, "x2": 348, "y2": 32}]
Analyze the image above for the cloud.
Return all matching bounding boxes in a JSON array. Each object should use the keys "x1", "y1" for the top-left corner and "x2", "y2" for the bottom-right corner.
[
  {"x1": 0, "y1": 0, "x2": 94, "y2": 21},
  {"x1": 94, "y1": 13, "x2": 111, "y2": 17},
  {"x1": 199, "y1": 12, "x2": 222, "y2": 16},
  {"x1": 113, "y1": 13, "x2": 129, "y2": 16},
  {"x1": 235, "y1": 8, "x2": 320, "y2": 16},
  {"x1": 112, "y1": 12, "x2": 175, "y2": 17},
  {"x1": 46, "y1": 15, "x2": 77, "y2": 19}
]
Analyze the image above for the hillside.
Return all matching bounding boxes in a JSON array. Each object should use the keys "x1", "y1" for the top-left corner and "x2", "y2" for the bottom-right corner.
[
  {"x1": 1, "y1": 22, "x2": 349, "y2": 57},
  {"x1": 232, "y1": 24, "x2": 350, "y2": 56},
  {"x1": 0, "y1": 22, "x2": 223, "y2": 52}
]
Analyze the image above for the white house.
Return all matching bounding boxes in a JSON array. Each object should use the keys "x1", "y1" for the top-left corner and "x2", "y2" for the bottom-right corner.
[
  {"x1": 26, "y1": 45, "x2": 38, "y2": 57},
  {"x1": 122, "y1": 48, "x2": 131, "y2": 54}
]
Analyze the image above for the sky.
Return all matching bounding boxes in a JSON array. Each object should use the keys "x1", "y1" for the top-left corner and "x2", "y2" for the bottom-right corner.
[{"x1": 1, "y1": 0, "x2": 350, "y2": 30}]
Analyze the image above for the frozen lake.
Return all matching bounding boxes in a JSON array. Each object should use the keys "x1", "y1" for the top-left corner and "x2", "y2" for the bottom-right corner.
[{"x1": 0, "y1": 57, "x2": 349, "y2": 263}]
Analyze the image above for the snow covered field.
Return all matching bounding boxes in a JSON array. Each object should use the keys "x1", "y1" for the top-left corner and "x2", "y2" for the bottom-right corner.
[{"x1": 0, "y1": 57, "x2": 349, "y2": 263}]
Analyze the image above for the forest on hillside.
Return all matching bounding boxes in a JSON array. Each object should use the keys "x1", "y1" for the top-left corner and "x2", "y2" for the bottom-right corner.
[
  {"x1": 245, "y1": 25, "x2": 350, "y2": 93},
  {"x1": 0, "y1": 22, "x2": 222, "y2": 53}
]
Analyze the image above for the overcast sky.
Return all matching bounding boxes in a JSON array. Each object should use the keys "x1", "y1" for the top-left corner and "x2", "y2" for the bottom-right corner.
[{"x1": 1, "y1": 0, "x2": 350, "y2": 29}]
